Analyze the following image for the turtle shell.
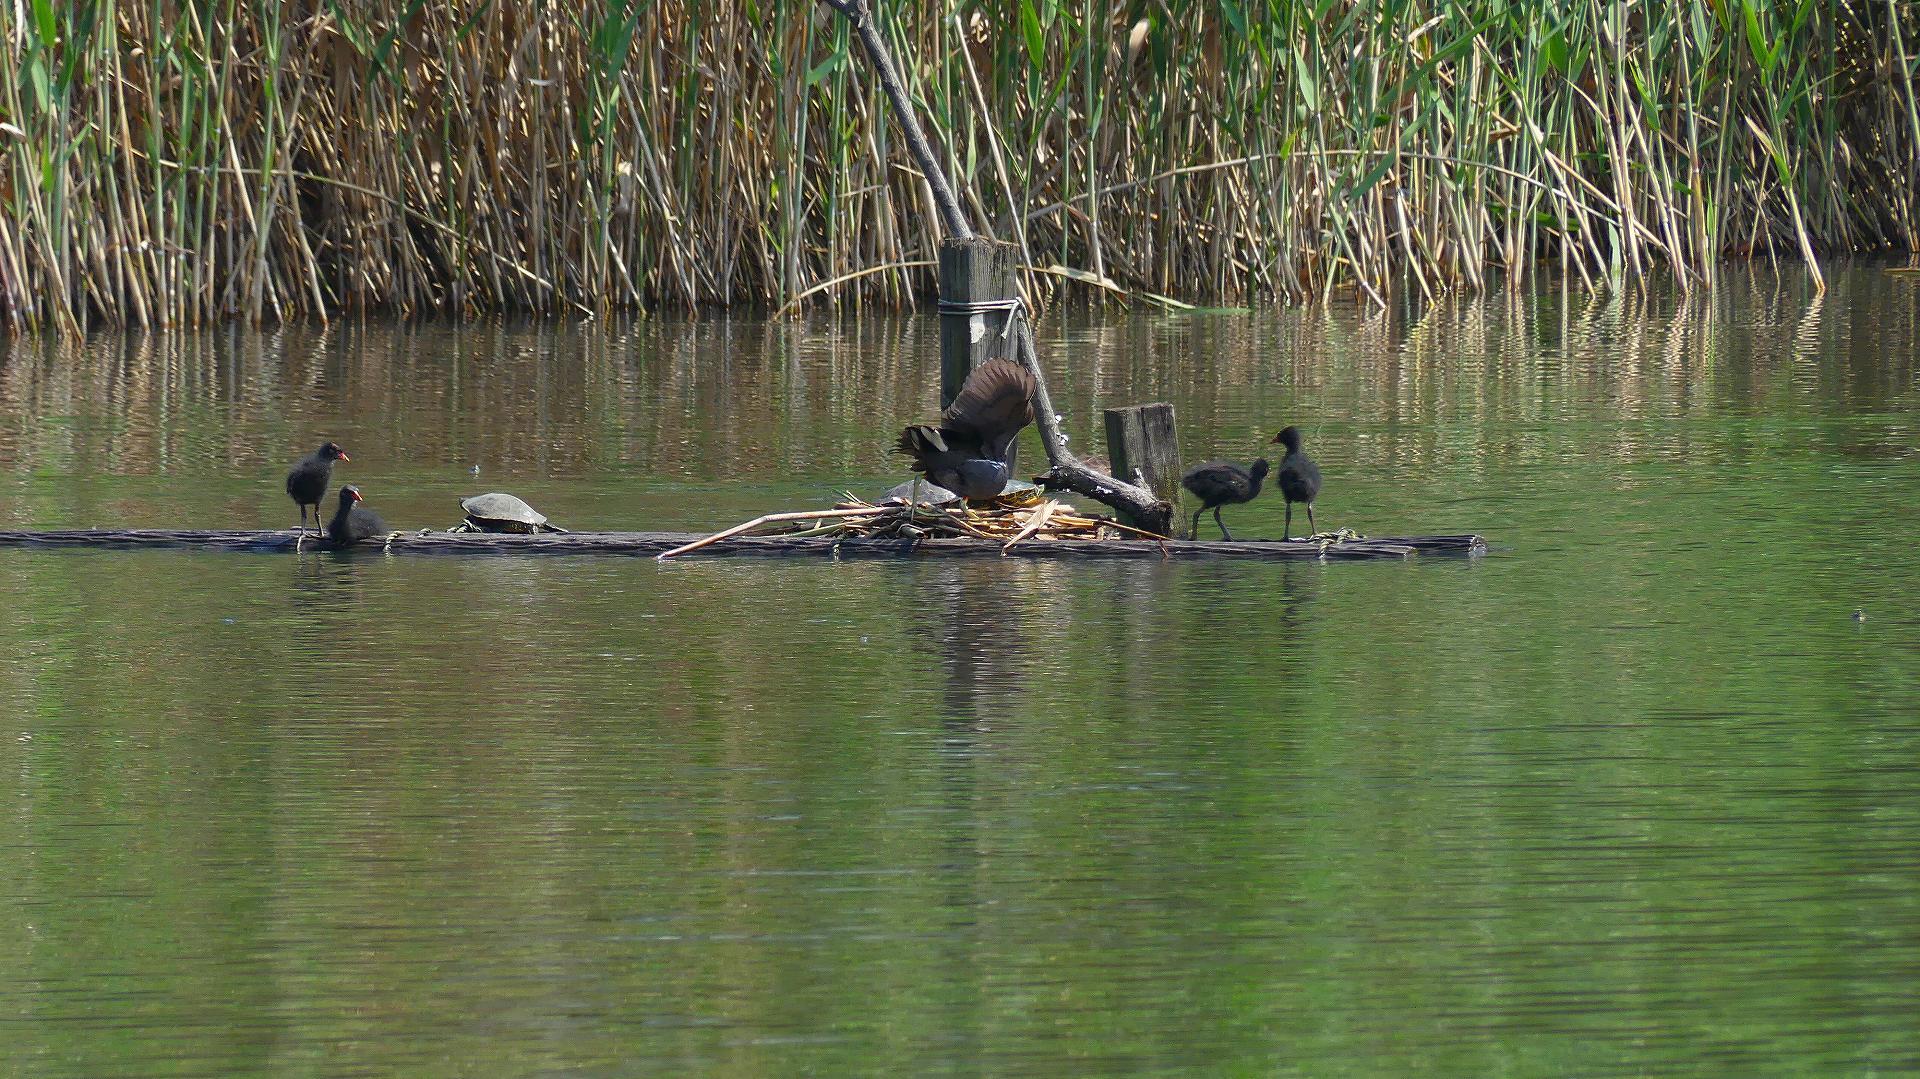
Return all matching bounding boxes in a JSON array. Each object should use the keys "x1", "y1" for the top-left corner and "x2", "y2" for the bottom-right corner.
[
  {"x1": 880, "y1": 477, "x2": 1040, "y2": 506},
  {"x1": 460, "y1": 492, "x2": 548, "y2": 532}
]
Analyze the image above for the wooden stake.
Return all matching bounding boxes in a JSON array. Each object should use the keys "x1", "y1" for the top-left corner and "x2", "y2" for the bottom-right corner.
[
  {"x1": 938, "y1": 237, "x2": 1020, "y2": 406},
  {"x1": 1103, "y1": 403, "x2": 1183, "y2": 527}
]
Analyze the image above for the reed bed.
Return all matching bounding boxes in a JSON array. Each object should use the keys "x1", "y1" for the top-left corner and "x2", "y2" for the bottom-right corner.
[{"x1": 1, "y1": 0, "x2": 1916, "y2": 332}]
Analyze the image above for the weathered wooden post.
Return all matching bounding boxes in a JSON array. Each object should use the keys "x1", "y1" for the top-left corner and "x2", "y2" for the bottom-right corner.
[
  {"x1": 1103, "y1": 403, "x2": 1183, "y2": 532},
  {"x1": 937, "y1": 236, "x2": 1020, "y2": 406},
  {"x1": 938, "y1": 236, "x2": 1022, "y2": 481}
]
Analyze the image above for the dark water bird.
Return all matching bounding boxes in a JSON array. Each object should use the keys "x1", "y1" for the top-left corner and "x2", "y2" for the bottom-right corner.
[
  {"x1": 1272, "y1": 425, "x2": 1322, "y2": 539},
  {"x1": 286, "y1": 441, "x2": 349, "y2": 535},
  {"x1": 1180, "y1": 457, "x2": 1270, "y2": 541},
  {"x1": 895, "y1": 358, "x2": 1037, "y2": 501},
  {"x1": 327, "y1": 485, "x2": 389, "y2": 546}
]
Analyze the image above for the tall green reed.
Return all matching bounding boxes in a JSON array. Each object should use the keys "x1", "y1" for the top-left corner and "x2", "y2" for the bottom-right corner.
[{"x1": 0, "y1": 0, "x2": 1914, "y2": 332}]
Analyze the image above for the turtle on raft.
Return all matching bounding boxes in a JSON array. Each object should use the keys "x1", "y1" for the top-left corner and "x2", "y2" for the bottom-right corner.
[
  {"x1": 879, "y1": 477, "x2": 1042, "y2": 508},
  {"x1": 447, "y1": 492, "x2": 569, "y2": 534}
]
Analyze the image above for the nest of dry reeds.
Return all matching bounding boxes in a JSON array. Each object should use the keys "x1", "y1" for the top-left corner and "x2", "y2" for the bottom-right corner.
[{"x1": 657, "y1": 489, "x2": 1168, "y2": 559}]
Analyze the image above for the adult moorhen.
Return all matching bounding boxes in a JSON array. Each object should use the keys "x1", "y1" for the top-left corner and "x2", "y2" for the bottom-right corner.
[
  {"x1": 327, "y1": 485, "x2": 390, "y2": 546},
  {"x1": 894, "y1": 358, "x2": 1037, "y2": 501},
  {"x1": 286, "y1": 441, "x2": 349, "y2": 536}
]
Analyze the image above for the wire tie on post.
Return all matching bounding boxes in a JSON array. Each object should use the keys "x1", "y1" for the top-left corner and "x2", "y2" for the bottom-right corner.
[{"x1": 935, "y1": 295, "x2": 1027, "y2": 357}]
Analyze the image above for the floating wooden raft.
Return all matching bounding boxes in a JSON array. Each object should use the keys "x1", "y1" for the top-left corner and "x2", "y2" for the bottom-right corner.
[{"x1": 0, "y1": 528, "x2": 1484, "y2": 561}]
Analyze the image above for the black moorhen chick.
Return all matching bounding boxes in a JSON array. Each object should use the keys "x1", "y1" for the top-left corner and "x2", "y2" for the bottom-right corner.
[
  {"x1": 1272, "y1": 426, "x2": 1321, "y2": 539},
  {"x1": 327, "y1": 485, "x2": 389, "y2": 546},
  {"x1": 1180, "y1": 457, "x2": 1269, "y2": 541},
  {"x1": 286, "y1": 441, "x2": 349, "y2": 535},
  {"x1": 894, "y1": 358, "x2": 1037, "y2": 501}
]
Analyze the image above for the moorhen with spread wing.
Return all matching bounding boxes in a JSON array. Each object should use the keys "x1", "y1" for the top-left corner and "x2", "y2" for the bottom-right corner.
[{"x1": 894, "y1": 358, "x2": 1037, "y2": 501}]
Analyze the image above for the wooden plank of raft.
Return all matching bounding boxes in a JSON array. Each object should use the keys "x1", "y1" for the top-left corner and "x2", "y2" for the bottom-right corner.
[{"x1": 0, "y1": 529, "x2": 1484, "y2": 560}]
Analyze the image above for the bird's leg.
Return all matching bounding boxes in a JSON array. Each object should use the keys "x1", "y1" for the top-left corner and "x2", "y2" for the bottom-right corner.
[
  {"x1": 1307, "y1": 503, "x2": 1317, "y2": 537},
  {"x1": 1189, "y1": 507, "x2": 1204, "y2": 541},
  {"x1": 1283, "y1": 504, "x2": 1293, "y2": 541},
  {"x1": 1214, "y1": 506, "x2": 1234, "y2": 542}
]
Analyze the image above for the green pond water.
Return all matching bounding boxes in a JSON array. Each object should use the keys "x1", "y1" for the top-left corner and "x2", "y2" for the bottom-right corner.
[{"x1": 1, "y1": 268, "x2": 1917, "y2": 1075}]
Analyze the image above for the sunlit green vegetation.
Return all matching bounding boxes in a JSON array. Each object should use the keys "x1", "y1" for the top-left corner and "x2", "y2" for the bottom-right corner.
[{"x1": 1, "y1": 0, "x2": 1915, "y2": 330}]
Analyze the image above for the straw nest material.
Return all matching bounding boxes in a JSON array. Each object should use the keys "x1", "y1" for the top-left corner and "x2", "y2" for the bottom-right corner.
[{"x1": 656, "y1": 488, "x2": 1170, "y2": 559}]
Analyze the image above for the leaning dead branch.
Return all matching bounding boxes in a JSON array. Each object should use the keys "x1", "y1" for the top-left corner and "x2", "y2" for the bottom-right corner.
[{"x1": 814, "y1": 0, "x2": 1173, "y2": 536}]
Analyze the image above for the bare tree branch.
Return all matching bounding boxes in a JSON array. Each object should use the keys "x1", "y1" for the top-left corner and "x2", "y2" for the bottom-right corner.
[
  {"x1": 816, "y1": 0, "x2": 970, "y2": 240},
  {"x1": 814, "y1": 0, "x2": 1173, "y2": 537},
  {"x1": 1010, "y1": 318, "x2": 1171, "y2": 536}
]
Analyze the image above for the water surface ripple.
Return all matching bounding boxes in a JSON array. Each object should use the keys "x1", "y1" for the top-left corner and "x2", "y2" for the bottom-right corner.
[{"x1": 1, "y1": 268, "x2": 1917, "y2": 1074}]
